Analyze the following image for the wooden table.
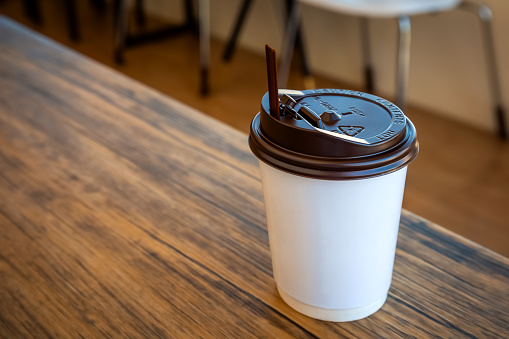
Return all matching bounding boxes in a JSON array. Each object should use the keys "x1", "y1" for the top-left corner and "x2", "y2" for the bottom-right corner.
[{"x1": 0, "y1": 16, "x2": 507, "y2": 338}]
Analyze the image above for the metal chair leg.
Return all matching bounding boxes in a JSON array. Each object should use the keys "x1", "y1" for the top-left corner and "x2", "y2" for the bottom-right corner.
[
  {"x1": 278, "y1": 0, "x2": 301, "y2": 88},
  {"x1": 222, "y1": 0, "x2": 253, "y2": 63},
  {"x1": 199, "y1": 0, "x2": 211, "y2": 96},
  {"x1": 114, "y1": 0, "x2": 130, "y2": 64},
  {"x1": 396, "y1": 15, "x2": 411, "y2": 109},
  {"x1": 360, "y1": 17, "x2": 374, "y2": 93},
  {"x1": 459, "y1": 1, "x2": 507, "y2": 139}
]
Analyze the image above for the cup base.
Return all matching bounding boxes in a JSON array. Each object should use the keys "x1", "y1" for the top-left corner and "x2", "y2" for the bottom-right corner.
[{"x1": 277, "y1": 285, "x2": 387, "y2": 322}]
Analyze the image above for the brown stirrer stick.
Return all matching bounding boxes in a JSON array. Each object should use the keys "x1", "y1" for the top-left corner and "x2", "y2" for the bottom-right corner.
[{"x1": 265, "y1": 45, "x2": 280, "y2": 119}]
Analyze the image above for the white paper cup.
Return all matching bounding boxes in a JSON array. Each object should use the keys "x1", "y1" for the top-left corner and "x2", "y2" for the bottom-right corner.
[
  {"x1": 249, "y1": 89, "x2": 418, "y2": 322},
  {"x1": 260, "y1": 162, "x2": 408, "y2": 321}
]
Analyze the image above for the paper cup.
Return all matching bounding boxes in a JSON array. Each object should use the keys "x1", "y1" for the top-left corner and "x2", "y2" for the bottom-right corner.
[
  {"x1": 260, "y1": 162, "x2": 407, "y2": 321},
  {"x1": 249, "y1": 89, "x2": 418, "y2": 321}
]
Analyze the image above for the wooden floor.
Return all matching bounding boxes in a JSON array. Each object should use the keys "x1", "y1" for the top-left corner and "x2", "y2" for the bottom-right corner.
[{"x1": 1, "y1": 0, "x2": 508, "y2": 257}]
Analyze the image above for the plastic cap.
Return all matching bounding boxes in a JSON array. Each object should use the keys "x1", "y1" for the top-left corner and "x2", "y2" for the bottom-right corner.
[{"x1": 249, "y1": 89, "x2": 419, "y2": 180}]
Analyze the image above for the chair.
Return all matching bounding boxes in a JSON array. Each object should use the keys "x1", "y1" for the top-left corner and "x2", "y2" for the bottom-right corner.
[
  {"x1": 221, "y1": 0, "x2": 315, "y2": 89},
  {"x1": 114, "y1": 0, "x2": 196, "y2": 63},
  {"x1": 278, "y1": 0, "x2": 507, "y2": 139},
  {"x1": 21, "y1": 0, "x2": 107, "y2": 41},
  {"x1": 114, "y1": 0, "x2": 211, "y2": 94}
]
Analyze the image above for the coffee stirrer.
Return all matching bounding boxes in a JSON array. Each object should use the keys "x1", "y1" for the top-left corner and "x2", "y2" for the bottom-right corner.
[{"x1": 265, "y1": 45, "x2": 280, "y2": 119}]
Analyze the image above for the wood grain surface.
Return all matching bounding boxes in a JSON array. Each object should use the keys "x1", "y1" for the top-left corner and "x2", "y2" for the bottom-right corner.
[{"x1": 0, "y1": 17, "x2": 507, "y2": 338}]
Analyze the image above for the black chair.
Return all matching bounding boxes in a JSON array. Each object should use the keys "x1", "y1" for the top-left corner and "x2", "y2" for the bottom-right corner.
[
  {"x1": 22, "y1": 0, "x2": 107, "y2": 42},
  {"x1": 221, "y1": 0, "x2": 316, "y2": 89}
]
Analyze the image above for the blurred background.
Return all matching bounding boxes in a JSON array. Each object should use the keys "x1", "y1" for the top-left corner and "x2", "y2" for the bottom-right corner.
[{"x1": 0, "y1": 0, "x2": 507, "y2": 256}]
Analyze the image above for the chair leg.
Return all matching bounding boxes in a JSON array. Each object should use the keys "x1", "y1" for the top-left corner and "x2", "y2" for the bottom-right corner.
[
  {"x1": 278, "y1": 0, "x2": 301, "y2": 88},
  {"x1": 134, "y1": 0, "x2": 146, "y2": 28},
  {"x1": 396, "y1": 15, "x2": 411, "y2": 109},
  {"x1": 114, "y1": 0, "x2": 130, "y2": 64},
  {"x1": 222, "y1": 0, "x2": 253, "y2": 63},
  {"x1": 184, "y1": 0, "x2": 196, "y2": 29},
  {"x1": 22, "y1": 0, "x2": 42, "y2": 25},
  {"x1": 360, "y1": 17, "x2": 374, "y2": 93},
  {"x1": 90, "y1": 0, "x2": 107, "y2": 12},
  {"x1": 459, "y1": 1, "x2": 507, "y2": 139},
  {"x1": 199, "y1": 0, "x2": 211, "y2": 96},
  {"x1": 295, "y1": 33, "x2": 316, "y2": 89},
  {"x1": 64, "y1": 0, "x2": 80, "y2": 42},
  {"x1": 286, "y1": 0, "x2": 315, "y2": 89},
  {"x1": 295, "y1": 31, "x2": 316, "y2": 89}
]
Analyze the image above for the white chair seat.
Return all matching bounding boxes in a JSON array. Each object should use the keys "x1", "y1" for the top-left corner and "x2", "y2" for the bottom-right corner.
[{"x1": 299, "y1": 0, "x2": 461, "y2": 17}]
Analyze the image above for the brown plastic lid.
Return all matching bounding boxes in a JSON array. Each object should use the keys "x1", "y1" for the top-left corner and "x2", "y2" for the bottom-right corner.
[{"x1": 249, "y1": 89, "x2": 419, "y2": 180}]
